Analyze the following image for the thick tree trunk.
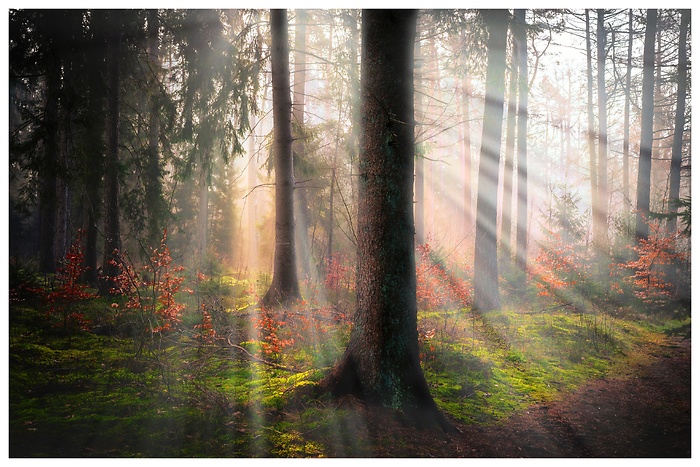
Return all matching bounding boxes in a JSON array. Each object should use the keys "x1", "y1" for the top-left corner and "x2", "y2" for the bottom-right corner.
[
  {"x1": 320, "y1": 9, "x2": 451, "y2": 431},
  {"x1": 667, "y1": 9, "x2": 689, "y2": 236},
  {"x1": 102, "y1": 16, "x2": 122, "y2": 286},
  {"x1": 635, "y1": 9, "x2": 658, "y2": 243},
  {"x1": 474, "y1": 9, "x2": 508, "y2": 312},
  {"x1": 515, "y1": 9, "x2": 528, "y2": 274},
  {"x1": 261, "y1": 9, "x2": 301, "y2": 307}
]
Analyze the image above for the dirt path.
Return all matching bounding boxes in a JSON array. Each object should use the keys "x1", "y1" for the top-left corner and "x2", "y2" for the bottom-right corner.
[
  {"x1": 461, "y1": 336, "x2": 691, "y2": 457},
  {"x1": 338, "y1": 336, "x2": 691, "y2": 457}
]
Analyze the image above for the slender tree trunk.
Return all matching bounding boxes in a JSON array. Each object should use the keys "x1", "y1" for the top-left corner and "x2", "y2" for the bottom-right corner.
[
  {"x1": 622, "y1": 9, "x2": 633, "y2": 211},
  {"x1": 81, "y1": 11, "x2": 107, "y2": 285},
  {"x1": 145, "y1": 9, "x2": 164, "y2": 247},
  {"x1": 635, "y1": 9, "x2": 658, "y2": 243},
  {"x1": 39, "y1": 62, "x2": 60, "y2": 274},
  {"x1": 102, "y1": 15, "x2": 122, "y2": 286},
  {"x1": 414, "y1": 19, "x2": 425, "y2": 245},
  {"x1": 474, "y1": 10, "x2": 508, "y2": 312},
  {"x1": 292, "y1": 9, "x2": 312, "y2": 279},
  {"x1": 585, "y1": 10, "x2": 598, "y2": 247},
  {"x1": 247, "y1": 112, "x2": 259, "y2": 271},
  {"x1": 320, "y1": 10, "x2": 451, "y2": 431},
  {"x1": 515, "y1": 9, "x2": 528, "y2": 274},
  {"x1": 500, "y1": 16, "x2": 518, "y2": 261},
  {"x1": 667, "y1": 9, "x2": 689, "y2": 236},
  {"x1": 595, "y1": 9, "x2": 609, "y2": 272},
  {"x1": 460, "y1": 32, "x2": 473, "y2": 233},
  {"x1": 261, "y1": 9, "x2": 301, "y2": 307},
  {"x1": 197, "y1": 163, "x2": 208, "y2": 262}
]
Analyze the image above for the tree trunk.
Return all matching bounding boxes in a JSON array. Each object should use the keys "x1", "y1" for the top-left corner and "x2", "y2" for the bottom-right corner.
[
  {"x1": 197, "y1": 162, "x2": 209, "y2": 262},
  {"x1": 515, "y1": 9, "x2": 528, "y2": 275},
  {"x1": 594, "y1": 9, "x2": 609, "y2": 274},
  {"x1": 474, "y1": 9, "x2": 508, "y2": 312},
  {"x1": 667, "y1": 9, "x2": 689, "y2": 236},
  {"x1": 102, "y1": 14, "x2": 122, "y2": 286},
  {"x1": 292, "y1": 9, "x2": 312, "y2": 279},
  {"x1": 460, "y1": 29, "x2": 473, "y2": 233},
  {"x1": 261, "y1": 9, "x2": 301, "y2": 307},
  {"x1": 635, "y1": 9, "x2": 657, "y2": 243},
  {"x1": 585, "y1": 10, "x2": 598, "y2": 248},
  {"x1": 247, "y1": 112, "x2": 259, "y2": 272},
  {"x1": 39, "y1": 52, "x2": 61, "y2": 274},
  {"x1": 622, "y1": 9, "x2": 633, "y2": 211},
  {"x1": 81, "y1": 10, "x2": 108, "y2": 285},
  {"x1": 320, "y1": 9, "x2": 451, "y2": 431},
  {"x1": 414, "y1": 19, "x2": 425, "y2": 245},
  {"x1": 500, "y1": 16, "x2": 518, "y2": 261},
  {"x1": 145, "y1": 9, "x2": 164, "y2": 247}
]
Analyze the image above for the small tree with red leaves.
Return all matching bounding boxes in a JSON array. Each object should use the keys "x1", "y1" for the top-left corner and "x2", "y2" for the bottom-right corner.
[
  {"x1": 109, "y1": 230, "x2": 186, "y2": 353},
  {"x1": 43, "y1": 229, "x2": 97, "y2": 335},
  {"x1": 612, "y1": 221, "x2": 685, "y2": 307}
]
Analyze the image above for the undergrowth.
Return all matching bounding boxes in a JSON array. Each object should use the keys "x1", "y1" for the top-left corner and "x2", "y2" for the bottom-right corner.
[{"x1": 9, "y1": 264, "x2": 689, "y2": 457}]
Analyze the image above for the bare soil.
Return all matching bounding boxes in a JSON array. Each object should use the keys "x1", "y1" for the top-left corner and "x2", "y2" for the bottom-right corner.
[{"x1": 311, "y1": 336, "x2": 691, "y2": 457}]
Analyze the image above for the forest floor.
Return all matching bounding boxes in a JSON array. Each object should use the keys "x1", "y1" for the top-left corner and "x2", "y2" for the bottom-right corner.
[{"x1": 304, "y1": 336, "x2": 691, "y2": 457}]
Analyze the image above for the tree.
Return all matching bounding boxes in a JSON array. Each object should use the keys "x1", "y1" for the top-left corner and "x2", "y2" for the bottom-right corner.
[
  {"x1": 515, "y1": 9, "x2": 528, "y2": 273},
  {"x1": 474, "y1": 9, "x2": 509, "y2": 311},
  {"x1": 635, "y1": 9, "x2": 657, "y2": 243},
  {"x1": 622, "y1": 9, "x2": 633, "y2": 210},
  {"x1": 414, "y1": 18, "x2": 425, "y2": 245},
  {"x1": 319, "y1": 9, "x2": 451, "y2": 431},
  {"x1": 261, "y1": 9, "x2": 301, "y2": 307},
  {"x1": 585, "y1": 10, "x2": 598, "y2": 253},
  {"x1": 594, "y1": 9, "x2": 609, "y2": 261},
  {"x1": 500, "y1": 14, "x2": 519, "y2": 260},
  {"x1": 102, "y1": 10, "x2": 124, "y2": 287},
  {"x1": 666, "y1": 9, "x2": 689, "y2": 236}
]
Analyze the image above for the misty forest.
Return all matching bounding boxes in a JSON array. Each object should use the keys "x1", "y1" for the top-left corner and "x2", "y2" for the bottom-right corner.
[{"x1": 8, "y1": 9, "x2": 691, "y2": 457}]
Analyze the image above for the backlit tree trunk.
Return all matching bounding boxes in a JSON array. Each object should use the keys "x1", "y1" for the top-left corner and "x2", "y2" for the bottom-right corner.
[
  {"x1": 585, "y1": 10, "x2": 598, "y2": 248},
  {"x1": 320, "y1": 10, "x2": 450, "y2": 430},
  {"x1": 622, "y1": 9, "x2": 633, "y2": 211},
  {"x1": 500, "y1": 15, "x2": 518, "y2": 260},
  {"x1": 474, "y1": 9, "x2": 508, "y2": 311},
  {"x1": 414, "y1": 18, "x2": 425, "y2": 245},
  {"x1": 635, "y1": 9, "x2": 657, "y2": 243},
  {"x1": 515, "y1": 8, "x2": 528, "y2": 274},
  {"x1": 261, "y1": 9, "x2": 301, "y2": 307},
  {"x1": 594, "y1": 9, "x2": 609, "y2": 263},
  {"x1": 667, "y1": 9, "x2": 689, "y2": 236}
]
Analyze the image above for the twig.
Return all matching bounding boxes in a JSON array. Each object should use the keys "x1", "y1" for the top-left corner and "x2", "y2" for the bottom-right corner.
[{"x1": 225, "y1": 337, "x2": 301, "y2": 373}]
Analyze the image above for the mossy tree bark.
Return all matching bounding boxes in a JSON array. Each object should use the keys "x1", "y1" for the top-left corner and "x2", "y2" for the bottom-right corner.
[{"x1": 320, "y1": 9, "x2": 452, "y2": 432}]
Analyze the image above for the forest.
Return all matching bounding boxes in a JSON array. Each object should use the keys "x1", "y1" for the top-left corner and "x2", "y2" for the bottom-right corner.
[{"x1": 7, "y1": 8, "x2": 691, "y2": 457}]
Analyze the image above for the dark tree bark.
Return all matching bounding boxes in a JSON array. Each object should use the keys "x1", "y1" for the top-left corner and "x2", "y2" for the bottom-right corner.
[
  {"x1": 667, "y1": 9, "x2": 689, "y2": 236},
  {"x1": 500, "y1": 15, "x2": 518, "y2": 260},
  {"x1": 320, "y1": 9, "x2": 451, "y2": 431},
  {"x1": 474, "y1": 9, "x2": 509, "y2": 311},
  {"x1": 39, "y1": 49, "x2": 60, "y2": 274},
  {"x1": 145, "y1": 9, "x2": 164, "y2": 247},
  {"x1": 261, "y1": 9, "x2": 301, "y2": 307},
  {"x1": 102, "y1": 13, "x2": 123, "y2": 286},
  {"x1": 594, "y1": 9, "x2": 609, "y2": 261},
  {"x1": 515, "y1": 8, "x2": 528, "y2": 273},
  {"x1": 81, "y1": 10, "x2": 108, "y2": 285},
  {"x1": 635, "y1": 9, "x2": 658, "y2": 243}
]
